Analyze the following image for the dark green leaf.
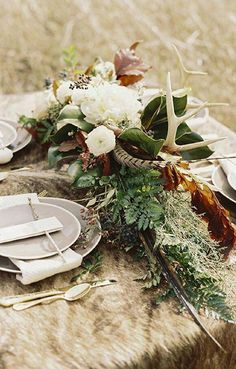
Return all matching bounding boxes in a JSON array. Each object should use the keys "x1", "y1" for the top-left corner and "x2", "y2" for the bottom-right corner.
[
  {"x1": 57, "y1": 105, "x2": 93, "y2": 133},
  {"x1": 141, "y1": 94, "x2": 187, "y2": 129},
  {"x1": 180, "y1": 146, "x2": 214, "y2": 160},
  {"x1": 119, "y1": 128, "x2": 165, "y2": 157},
  {"x1": 48, "y1": 146, "x2": 63, "y2": 168},
  {"x1": 52, "y1": 124, "x2": 78, "y2": 144},
  {"x1": 68, "y1": 160, "x2": 83, "y2": 180}
]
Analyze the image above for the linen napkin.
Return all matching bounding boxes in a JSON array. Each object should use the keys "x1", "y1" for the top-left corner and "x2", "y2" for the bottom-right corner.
[
  {"x1": 218, "y1": 158, "x2": 236, "y2": 176},
  {"x1": 0, "y1": 193, "x2": 39, "y2": 208},
  {"x1": 10, "y1": 248, "x2": 82, "y2": 285}
]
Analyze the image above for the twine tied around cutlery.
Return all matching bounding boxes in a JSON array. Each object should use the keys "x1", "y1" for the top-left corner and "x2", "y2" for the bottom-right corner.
[{"x1": 28, "y1": 197, "x2": 66, "y2": 262}]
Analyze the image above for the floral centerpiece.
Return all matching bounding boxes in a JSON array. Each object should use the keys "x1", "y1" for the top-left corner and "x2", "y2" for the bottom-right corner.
[{"x1": 20, "y1": 42, "x2": 236, "y2": 347}]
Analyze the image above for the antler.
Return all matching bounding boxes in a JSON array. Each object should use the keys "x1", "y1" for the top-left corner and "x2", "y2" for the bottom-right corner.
[
  {"x1": 187, "y1": 102, "x2": 229, "y2": 109},
  {"x1": 165, "y1": 72, "x2": 225, "y2": 152},
  {"x1": 172, "y1": 44, "x2": 207, "y2": 86}
]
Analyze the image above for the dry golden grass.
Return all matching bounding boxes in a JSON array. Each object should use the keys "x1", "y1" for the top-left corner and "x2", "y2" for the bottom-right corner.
[{"x1": 0, "y1": 0, "x2": 235, "y2": 131}]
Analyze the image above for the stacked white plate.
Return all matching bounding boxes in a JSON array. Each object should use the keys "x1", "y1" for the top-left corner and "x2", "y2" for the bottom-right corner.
[
  {"x1": 212, "y1": 166, "x2": 236, "y2": 204},
  {"x1": 0, "y1": 197, "x2": 101, "y2": 274},
  {"x1": 0, "y1": 118, "x2": 32, "y2": 158}
]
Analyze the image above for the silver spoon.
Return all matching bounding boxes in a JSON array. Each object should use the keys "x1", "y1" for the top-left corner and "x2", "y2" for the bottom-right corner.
[
  {"x1": 0, "y1": 279, "x2": 116, "y2": 307},
  {"x1": 13, "y1": 283, "x2": 91, "y2": 311}
]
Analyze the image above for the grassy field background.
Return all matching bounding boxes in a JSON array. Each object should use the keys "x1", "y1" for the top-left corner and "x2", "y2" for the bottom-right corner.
[{"x1": 0, "y1": 0, "x2": 235, "y2": 131}]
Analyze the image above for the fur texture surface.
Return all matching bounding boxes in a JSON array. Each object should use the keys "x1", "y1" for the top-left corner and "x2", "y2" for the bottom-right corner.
[{"x1": 0, "y1": 94, "x2": 235, "y2": 369}]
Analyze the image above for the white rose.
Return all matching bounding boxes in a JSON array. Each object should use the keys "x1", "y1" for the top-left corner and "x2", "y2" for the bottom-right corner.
[
  {"x1": 0, "y1": 147, "x2": 13, "y2": 164},
  {"x1": 56, "y1": 81, "x2": 74, "y2": 104},
  {"x1": 32, "y1": 90, "x2": 57, "y2": 120},
  {"x1": 85, "y1": 125, "x2": 116, "y2": 156}
]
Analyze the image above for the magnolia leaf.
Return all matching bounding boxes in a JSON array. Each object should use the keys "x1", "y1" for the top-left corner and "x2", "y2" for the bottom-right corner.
[
  {"x1": 58, "y1": 140, "x2": 78, "y2": 152},
  {"x1": 141, "y1": 94, "x2": 187, "y2": 129},
  {"x1": 53, "y1": 124, "x2": 78, "y2": 144},
  {"x1": 119, "y1": 128, "x2": 165, "y2": 157},
  {"x1": 68, "y1": 160, "x2": 83, "y2": 179},
  {"x1": 74, "y1": 175, "x2": 96, "y2": 188},
  {"x1": 58, "y1": 105, "x2": 81, "y2": 120},
  {"x1": 57, "y1": 119, "x2": 93, "y2": 133},
  {"x1": 48, "y1": 146, "x2": 64, "y2": 168},
  {"x1": 176, "y1": 123, "x2": 214, "y2": 159},
  {"x1": 152, "y1": 121, "x2": 214, "y2": 160},
  {"x1": 57, "y1": 105, "x2": 93, "y2": 133},
  {"x1": 180, "y1": 146, "x2": 214, "y2": 160}
]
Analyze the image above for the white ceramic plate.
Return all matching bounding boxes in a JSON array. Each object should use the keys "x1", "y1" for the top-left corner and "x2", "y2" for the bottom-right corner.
[
  {"x1": 212, "y1": 166, "x2": 236, "y2": 204},
  {"x1": 0, "y1": 118, "x2": 31, "y2": 153},
  {"x1": 0, "y1": 198, "x2": 101, "y2": 273},
  {"x1": 0, "y1": 203, "x2": 81, "y2": 259},
  {"x1": 0, "y1": 121, "x2": 17, "y2": 147}
]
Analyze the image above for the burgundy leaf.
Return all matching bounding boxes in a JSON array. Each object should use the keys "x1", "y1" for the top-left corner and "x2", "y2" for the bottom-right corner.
[
  {"x1": 75, "y1": 131, "x2": 88, "y2": 152},
  {"x1": 114, "y1": 42, "x2": 150, "y2": 86},
  {"x1": 58, "y1": 140, "x2": 78, "y2": 152},
  {"x1": 97, "y1": 154, "x2": 111, "y2": 176}
]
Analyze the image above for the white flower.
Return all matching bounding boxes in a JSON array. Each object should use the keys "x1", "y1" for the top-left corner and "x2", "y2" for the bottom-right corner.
[
  {"x1": 71, "y1": 76, "x2": 104, "y2": 105},
  {"x1": 85, "y1": 125, "x2": 116, "y2": 156},
  {"x1": 93, "y1": 60, "x2": 116, "y2": 82},
  {"x1": 32, "y1": 89, "x2": 57, "y2": 120},
  {"x1": 71, "y1": 88, "x2": 91, "y2": 105},
  {"x1": 80, "y1": 82, "x2": 142, "y2": 129},
  {"x1": 56, "y1": 81, "x2": 74, "y2": 104}
]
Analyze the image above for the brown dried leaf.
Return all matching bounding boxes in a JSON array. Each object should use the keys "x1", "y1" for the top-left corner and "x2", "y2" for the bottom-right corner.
[
  {"x1": 58, "y1": 140, "x2": 78, "y2": 152},
  {"x1": 114, "y1": 42, "x2": 150, "y2": 86},
  {"x1": 161, "y1": 164, "x2": 236, "y2": 258},
  {"x1": 75, "y1": 131, "x2": 88, "y2": 151},
  {"x1": 52, "y1": 80, "x2": 60, "y2": 97},
  {"x1": 97, "y1": 154, "x2": 111, "y2": 176}
]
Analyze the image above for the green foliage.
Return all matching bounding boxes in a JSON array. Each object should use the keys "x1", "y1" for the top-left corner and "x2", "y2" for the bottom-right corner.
[
  {"x1": 19, "y1": 115, "x2": 38, "y2": 128},
  {"x1": 141, "y1": 94, "x2": 214, "y2": 160},
  {"x1": 141, "y1": 94, "x2": 187, "y2": 130},
  {"x1": 154, "y1": 191, "x2": 233, "y2": 321},
  {"x1": 57, "y1": 105, "x2": 94, "y2": 133},
  {"x1": 63, "y1": 45, "x2": 79, "y2": 71},
  {"x1": 163, "y1": 243, "x2": 232, "y2": 320},
  {"x1": 19, "y1": 103, "x2": 62, "y2": 144},
  {"x1": 70, "y1": 251, "x2": 103, "y2": 282},
  {"x1": 68, "y1": 160, "x2": 83, "y2": 180},
  {"x1": 36, "y1": 119, "x2": 55, "y2": 143},
  {"x1": 107, "y1": 167, "x2": 164, "y2": 230},
  {"x1": 48, "y1": 145, "x2": 76, "y2": 168},
  {"x1": 119, "y1": 128, "x2": 165, "y2": 157},
  {"x1": 73, "y1": 166, "x2": 103, "y2": 188},
  {"x1": 52, "y1": 124, "x2": 78, "y2": 144}
]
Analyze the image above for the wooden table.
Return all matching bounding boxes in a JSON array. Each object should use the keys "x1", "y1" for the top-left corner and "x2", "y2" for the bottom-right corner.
[{"x1": 0, "y1": 93, "x2": 235, "y2": 369}]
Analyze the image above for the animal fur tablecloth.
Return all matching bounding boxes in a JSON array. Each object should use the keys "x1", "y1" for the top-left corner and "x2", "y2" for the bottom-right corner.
[{"x1": 0, "y1": 94, "x2": 236, "y2": 369}]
